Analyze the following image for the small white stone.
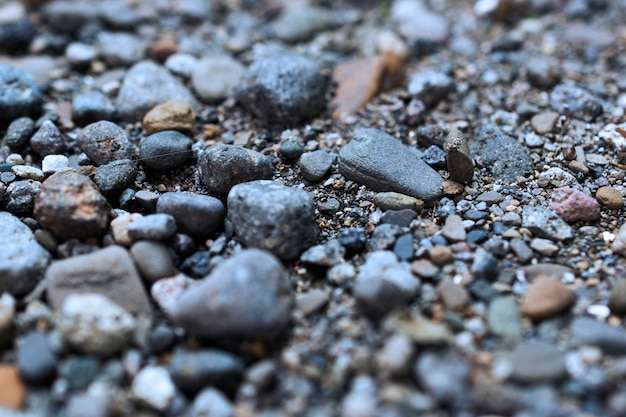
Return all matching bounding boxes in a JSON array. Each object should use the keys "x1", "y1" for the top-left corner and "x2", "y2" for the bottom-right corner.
[
  {"x1": 12, "y1": 165, "x2": 45, "y2": 180},
  {"x1": 151, "y1": 273, "x2": 194, "y2": 318},
  {"x1": 132, "y1": 365, "x2": 176, "y2": 411},
  {"x1": 5, "y1": 153, "x2": 24, "y2": 165},
  {"x1": 42, "y1": 155, "x2": 70, "y2": 175},
  {"x1": 530, "y1": 238, "x2": 559, "y2": 256},
  {"x1": 190, "y1": 388, "x2": 233, "y2": 417}
]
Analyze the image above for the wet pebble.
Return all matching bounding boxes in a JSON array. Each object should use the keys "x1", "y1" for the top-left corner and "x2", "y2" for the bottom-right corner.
[
  {"x1": 77, "y1": 121, "x2": 136, "y2": 166},
  {"x1": 30, "y1": 120, "x2": 65, "y2": 156},
  {"x1": 139, "y1": 130, "x2": 192, "y2": 171},
  {"x1": 228, "y1": 180, "x2": 317, "y2": 260},
  {"x1": 169, "y1": 347, "x2": 244, "y2": 394},
  {"x1": 299, "y1": 150, "x2": 334, "y2": 182},
  {"x1": 93, "y1": 159, "x2": 137, "y2": 197},
  {"x1": 550, "y1": 83, "x2": 603, "y2": 122},
  {"x1": 143, "y1": 101, "x2": 195, "y2": 135},
  {"x1": 0, "y1": 65, "x2": 42, "y2": 124},
  {"x1": 549, "y1": 187, "x2": 601, "y2": 223},
  {"x1": 198, "y1": 144, "x2": 273, "y2": 195},
  {"x1": 521, "y1": 276, "x2": 575, "y2": 320},
  {"x1": 191, "y1": 55, "x2": 245, "y2": 102},
  {"x1": 157, "y1": 192, "x2": 225, "y2": 241}
]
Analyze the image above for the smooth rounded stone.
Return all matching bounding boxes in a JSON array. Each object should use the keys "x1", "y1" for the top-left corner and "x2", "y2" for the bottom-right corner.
[
  {"x1": 16, "y1": 331, "x2": 57, "y2": 385},
  {"x1": 0, "y1": 18, "x2": 37, "y2": 54},
  {"x1": 165, "y1": 53, "x2": 198, "y2": 79},
  {"x1": 3, "y1": 116, "x2": 34, "y2": 149},
  {"x1": 609, "y1": 279, "x2": 626, "y2": 315},
  {"x1": 296, "y1": 289, "x2": 329, "y2": 316},
  {"x1": 521, "y1": 276, "x2": 575, "y2": 321},
  {"x1": 375, "y1": 332, "x2": 414, "y2": 378},
  {"x1": 29, "y1": 120, "x2": 65, "y2": 157},
  {"x1": 134, "y1": 190, "x2": 159, "y2": 213},
  {"x1": 341, "y1": 375, "x2": 377, "y2": 417},
  {"x1": 11, "y1": 165, "x2": 43, "y2": 181},
  {"x1": 171, "y1": 249, "x2": 293, "y2": 340},
  {"x1": 93, "y1": 159, "x2": 138, "y2": 197},
  {"x1": 0, "y1": 65, "x2": 42, "y2": 124},
  {"x1": 272, "y1": 5, "x2": 332, "y2": 43},
  {"x1": 529, "y1": 238, "x2": 559, "y2": 256},
  {"x1": 191, "y1": 55, "x2": 245, "y2": 103},
  {"x1": 596, "y1": 186, "x2": 624, "y2": 209},
  {"x1": 300, "y1": 239, "x2": 345, "y2": 267},
  {"x1": 227, "y1": 181, "x2": 317, "y2": 260},
  {"x1": 0, "y1": 365, "x2": 25, "y2": 410},
  {"x1": 130, "y1": 241, "x2": 175, "y2": 284},
  {"x1": 509, "y1": 342, "x2": 567, "y2": 383},
  {"x1": 58, "y1": 356, "x2": 100, "y2": 390},
  {"x1": 127, "y1": 213, "x2": 177, "y2": 242},
  {"x1": 391, "y1": 0, "x2": 448, "y2": 55},
  {"x1": 358, "y1": 251, "x2": 419, "y2": 299},
  {"x1": 488, "y1": 296, "x2": 522, "y2": 342},
  {"x1": 46, "y1": 245, "x2": 153, "y2": 317},
  {"x1": 339, "y1": 128, "x2": 443, "y2": 204},
  {"x1": 373, "y1": 192, "x2": 424, "y2": 212},
  {"x1": 143, "y1": 101, "x2": 195, "y2": 135},
  {"x1": 189, "y1": 388, "x2": 233, "y2": 417},
  {"x1": 42, "y1": 1, "x2": 99, "y2": 33},
  {"x1": 198, "y1": 144, "x2": 273, "y2": 195},
  {"x1": 531, "y1": 111, "x2": 560, "y2": 134},
  {"x1": 34, "y1": 170, "x2": 110, "y2": 240},
  {"x1": 156, "y1": 192, "x2": 225, "y2": 241},
  {"x1": 169, "y1": 347, "x2": 244, "y2": 394},
  {"x1": 526, "y1": 56, "x2": 560, "y2": 89},
  {"x1": 132, "y1": 365, "x2": 176, "y2": 412},
  {"x1": 77, "y1": 121, "x2": 137, "y2": 166},
  {"x1": 550, "y1": 83, "x2": 603, "y2": 122},
  {"x1": 522, "y1": 205, "x2": 573, "y2": 241},
  {"x1": 429, "y1": 245, "x2": 452, "y2": 266},
  {"x1": 151, "y1": 273, "x2": 194, "y2": 318},
  {"x1": 71, "y1": 90, "x2": 117, "y2": 125},
  {"x1": 0, "y1": 293, "x2": 15, "y2": 349},
  {"x1": 441, "y1": 214, "x2": 466, "y2": 242},
  {"x1": 549, "y1": 187, "x2": 600, "y2": 223},
  {"x1": 4, "y1": 179, "x2": 40, "y2": 213},
  {"x1": 148, "y1": 323, "x2": 177, "y2": 355},
  {"x1": 0, "y1": 211, "x2": 50, "y2": 297},
  {"x1": 65, "y1": 42, "x2": 97, "y2": 67},
  {"x1": 470, "y1": 124, "x2": 533, "y2": 182},
  {"x1": 466, "y1": 229, "x2": 489, "y2": 245},
  {"x1": 510, "y1": 238, "x2": 533, "y2": 264},
  {"x1": 354, "y1": 276, "x2": 404, "y2": 320},
  {"x1": 116, "y1": 60, "x2": 197, "y2": 122},
  {"x1": 96, "y1": 32, "x2": 146, "y2": 67},
  {"x1": 414, "y1": 349, "x2": 469, "y2": 405},
  {"x1": 380, "y1": 209, "x2": 417, "y2": 228},
  {"x1": 279, "y1": 133, "x2": 304, "y2": 160},
  {"x1": 393, "y1": 234, "x2": 414, "y2": 261},
  {"x1": 407, "y1": 70, "x2": 453, "y2": 107},
  {"x1": 299, "y1": 150, "x2": 334, "y2": 182},
  {"x1": 56, "y1": 293, "x2": 135, "y2": 356},
  {"x1": 235, "y1": 54, "x2": 327, "y2": 125},
  {"x1": 571, "y1": 317, "x2": 626, "y2": 355},
  {"x1": 436, "y1": 277, "x2": 469, "y2": 310},
  {"x1": 139, "y1": 130, "x2": 192, "y2": 171}
]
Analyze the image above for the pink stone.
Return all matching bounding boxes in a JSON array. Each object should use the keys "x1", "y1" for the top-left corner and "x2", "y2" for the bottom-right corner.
[{"x1": 549, "y1": 187, "x2": 600, "y2": 223}]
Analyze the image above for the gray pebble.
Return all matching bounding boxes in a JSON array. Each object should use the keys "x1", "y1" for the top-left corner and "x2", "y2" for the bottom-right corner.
[
  {"x1": 93, "y1": 159, "x2": 138, "y2": 197},
  {"x1": 157, "y1": 192, "x2": 225, "y2": 241},
  {"x1": 273, "y1": 5, "x2": 332, "y2": 43},
  {"x1": 16, "y1": 331, "x2": 58, "y2": 384},
  {"x1": 444, "y1": 130, "x2": 474, "y2": 184},
  {"x1": 299, "y1": 150, "x2": 334, "y2": 182},
  {"x1": 509, "y1": 342, "x2": 567, "y2": 383},
  {"x1": 571, "y1": 317, "x2": 626, "y2": 355},
  {"x1": 526, "y1": 56, "x2": 560, "y2": 89},
  {"x1": 169, "y1": 347, "x2": 244, "y2": 394},
  {"x1": 488, "y1": 296, "x2": 523, "y2": 342},
  {"x1": 414, "y1": 349, "x2": 470, "y2": 406},
  {"x1": 354, "y1": 274, "x2": 404, "y2": 319},
  {"x1": 165, "y1": 53, "x2": 198, "y2": 79},
  {"x1": 140, "y1": 130, "x2": 192, "y2": 171},
  {"x1": 279, "y1": 130, "x2": 304, "y2": 159},
  {"x1": 522, "y1": 205, "x2": 573, "y2": 241},
  {"x1": 4, "y1": 179, "x2": 40, "y2": 214},
  {"x1": 42, "y1": 1, "x2": 99, "y2": 33},
  {"x1": 65, "y1": 42, "x2": 97, "y2": 67},
  {"x1": 131, "y1": 365, "x2": 176, "y2": 411},
  {"x1": 550, "y1": 83, "x2": 603, "y2": 122},
  {"x1": 510, "y1": 238, "x2": 533, "y2": 264},
  {"x1": 227, "y1": 180, "x2": 318, "y2": 260},
  {"x1": 372, "y1": 192, "x2": 424, "y2": 212},
  {"x1": 391, "y1": 1, "x2": 448, "y2": 55},
  {"x1": 198, "y1": 144, "x2": 273, "y2": 195},
  {"x1": 368, "y1": 223, "x2": 402, "y2": 251},
  {"x1": 77, "y1": 120, "x2": 137, "y2": 166},
  {"x1": 134, "y1": 190, "x2": 159, "y2": 212},
  {"x1": 12, "y1": 165, "x2": 44, "y2": 181},
  {"x1": 300, "y1": 239, "x2": 345, "y2": 267},
  {"x1": 127, "y1": 213, "x2": 177, "y2": 242},
  {"x1": 97, "y1": 31, "x2": 146, "y2": 67},
  {"x1": 189, "y1": 388, "x2": 233, "y2": 417},
  {"x1": 58, "y1": 356, "x2": 100, "y2": 390},
  {"x1": 609, "y1": 279, "x2": 626, "y2": 315},
  {"x1": 130, "y1": 240, "x2": 176, "y2": 283},
  {"x1": 30, "y1": 120, "x2": 65, "y2": 157},
  {"x1": 358, "y1": 251, "x2": 419, "y2": 299},
  {"x1": 421, "y1": 145, "x2": 447, "y2": 169},
  {"x1": 4, "y1": 116, "x2": 35, "y2": 149},
  {"x1": 0, "y1": 65, "x2": 42, "y2": 124},
  {"x1": 393, "y1": 234, "x2": 414, "y2": 261},
  {"x1": 408, "y1": 70, "x2": 454, "y2": 107},
  {"x1": 172, "y1": 249, "x2": 293, "y2": 339},
  {"x1": 191, "y1": 55, "x2": 245, "y2": 102},
  {"x1": 381, "y1": 209, "x2": 417, "y2": 228},
  {"x1": 235, "y1": 54, "x2": 327, "y2": 125},
  {"x1": 71, "y1": 90, "x2": 117, "y2": 125},
  {"x1": 339, "y1": 128, "x2": 443, "y2": 204}
]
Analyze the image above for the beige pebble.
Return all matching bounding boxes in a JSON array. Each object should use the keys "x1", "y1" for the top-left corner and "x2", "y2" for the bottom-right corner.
[
  {"x1": 143, "y1": 101, "x2": 195, "y2": 135},
  {"x1": 522, "y1": 275, "x2": 575, "y2": 321},
  {"x1": 530, "y1": 111, "x2": 559, "y2": 134},
  {"x1": 596, "y1": 186, "x2": 624, "y2": 209},
  {"x1": 429, "y1": 245, "x2": 454, "y2": 266}
]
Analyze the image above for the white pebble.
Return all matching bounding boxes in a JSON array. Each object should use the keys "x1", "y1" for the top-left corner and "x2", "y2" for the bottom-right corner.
[
  {"x1": 42, "y1": 155, "x2": 70, "y2": 175},
  {"x1": 132, "y1": 365, "x2": 176, "y2": 411},
  {"x1": 12, "y1": 165, "x2": 44, "y2": 180}
]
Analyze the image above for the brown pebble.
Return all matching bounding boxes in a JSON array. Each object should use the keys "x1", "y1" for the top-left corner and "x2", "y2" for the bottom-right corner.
[
  {"x1": 521, "y1": 275, "x2": 575, "y2": 321},
  {"x1": 429, "y1": 245, "x2": 454, "y2": 266},
  {"x1": 441, "y1": 180, "x2": 464, "y2": 195},
  {"x1": 143, "y1": 101, "x2": 195, "y2": 135},
  {"x1": 441, "y1": 214, "x2": 466, "y2": 242},
  {"x1": 0, "y1": 365, "x2": 25, "y2": 410},
  {"x1": 411, "y1": 259, "x2": 439, "y2": 279},
  {"x1": 444, "y1": 130, "x2": 474, "y2": 184},
  {"x1": 596, "y1": 186, "x2": 624, "y2": 210},
  {"x1": 437, "y1": 277, "x2": 469, "y2": 310},
  {"x1": 530, "y1": 111, "x2": 559, "y2": 134},
  {"x1": 568, "y1": 160, "x2": 589, "y2": 175},
  {"x1": 149, "y1": 38, "x2": 178, "y2": 62}
]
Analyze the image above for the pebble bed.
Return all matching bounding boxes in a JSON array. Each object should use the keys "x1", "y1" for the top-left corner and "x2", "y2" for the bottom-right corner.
[{"x1": 1, "y1": 0, "x2": 626, "y2": 416}]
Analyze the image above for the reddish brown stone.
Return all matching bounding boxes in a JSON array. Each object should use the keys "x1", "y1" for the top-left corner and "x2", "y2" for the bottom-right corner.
[
  {"x1": 150, "y1": 38, "x2": 178, "y2": 62},
  {"x1": 0, "y1": 365, "x2": 25, "y2": 410},
  {"x1": 549, "y1": 187, "x2": 600, "y2": 223}
]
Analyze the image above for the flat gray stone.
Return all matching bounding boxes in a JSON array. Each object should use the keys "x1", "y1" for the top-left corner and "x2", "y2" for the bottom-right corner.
[
  {"x1": 571, "y1": 317, "x2": 626, "y2": 355},
  {"x1": 509, "y1": 342, "x2": 567, "y2": 383},
  {"x1": 338, "y1": 128, "x2": 443, "y2": 204},
  {"x1": 156, "y1": 192, "x2": 225, "y2": 241}
]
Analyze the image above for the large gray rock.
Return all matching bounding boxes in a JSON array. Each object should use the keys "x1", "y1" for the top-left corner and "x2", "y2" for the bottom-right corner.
[
  {"x1": 509, "y1": 342, "x2": 567, "y2": 383},
  {"x1": 171, "y1": 249, "x2": 293, "y2": 340},
  {"x1": 77, "y1": 121, "x2": 137, "y2": 166},
  {"x1": 198, "y1": 144, "x2": 273, "y2": 195},
  {"x1": 116, "y1": 61, "x2": 197, "y2": 121},
  {"x1": 235, "y1": 54, "x2": 327, "y2": 125},
  {"x1": 227, "y1": 180, "x2": 318, "y2": 260},
  {"x1": 45, "y1": 245, "x2": 153, "y2": 317},
  {"x1": 0, "y1": 212, "x2": 51, "y2": 297},
  {"x1": 338, "y1": 128, "x2": 443, "y2": 204},
  {"x1": 0, "y1": 65, "x2": 42, "y2": 125}
]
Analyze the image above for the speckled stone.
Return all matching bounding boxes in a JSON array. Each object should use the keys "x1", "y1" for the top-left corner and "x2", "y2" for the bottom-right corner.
[
  {"x1": 549, "y1": 187, "x2": 601, "y2": 223},
  {"x1": 77, "y1": 121, "x2": 137, "y2": 166}
]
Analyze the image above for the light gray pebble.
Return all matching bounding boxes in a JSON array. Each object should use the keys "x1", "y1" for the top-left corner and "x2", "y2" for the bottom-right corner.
[
  {"x1": 571, "y1": 317, "x2": 626, "y2": 355},
  {"x1": 327, "y1": 262, "x2": 356, "y2": 286},
  {"x1": 191, "y1": 55, "x2": 245, "y2": 102},
  {"x1": 509, "y1": 342, "x2": 567, "y2": 383},
  {"x1": 131, "y1": 365, "x2": 176, "y2": 412},
  {"x1": 41, "y1": 155, "x2": 69, "y2": 175},
  {"x1": 502, "y1": 212, "x2": 522, "y2": 226},
  {"x1": 341, "y1": 375, "x2": 378, "y2": 417},
  {"x1": 273, "y1": 5, "x2": 332, "y2": 43},
  {"x1": 130, "y1": 241, "x2": 176, "y2": 284},
  {"x1": 65, "y1": 42, "x2": 97, "y2": 67},
  {"x1": 97, "y1": 32, "x2": 146, "y2": 67},
  {"x1": 358, "y1": 251, "x2": 419, "y2": 299},
  {"x1": 488, "y1": 296, "x2": 523, "y2": 342},
  {"x1": 414, "y1": 349, "x2": 470, "y2": 407},
  {"x1": 550, "y1": 83, "x2": 603, "y2": 122},
  {"x1": 189, "y1": 388, "x2": 233, "y2": 417},
  {"x1": 299, "y1": 150, "x2": 334, "y2": 182},
  {"x1": 522, "y1": 205, "x2": 573, "y2": 241},
  {"x1": 127, "y1": 213, "x2": 177, "y2": 242},
  {"x1": 12, "y1": 165, "x2": 43, "y2": 180},
  {"x1": 408, "y1": 70, "x2": 453, "y2": 107},
  {"x1": 165, "y1": 53, "x2": 198, "y2": 79},
  {"x1": 300, "y1": 239, "x2": 345, "y2": 267},
  {"x1": 169, "y1": 347, "x2": 245, "y2": 394},
  {"x1": 510, "y1": 238, "x2": 533, "y2": 264}
]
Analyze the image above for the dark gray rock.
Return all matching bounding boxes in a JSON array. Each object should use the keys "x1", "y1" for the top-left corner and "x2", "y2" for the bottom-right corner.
[
  {"x1": 130, "y1": 241, "x2": 176, "y2": 284},
  {"x1": 0, "y1": 65, "x2": 42, "y2": 125},
  {"x1": 339, "y1": 128, "x2": 443, "y2": 204},
  {"x1": 30, "y1": 120, "x2": 65, "y2": 157},
  {"x1": 414, "y1": 349, "x2": 470, "y2": 406},
  {"x1": 338, "y1": 228, "x2": 367, "y2": 255},
  {"x1": 93, "y1": 159, "x2": 137, "y2": 197},
  {"x1": 354, "y1": 275, "x2": 404, "y2": 319},
  {"x1": 116, "y1": 60, "x2": 197, "y2": 121},
  {"x1": 227, "y1": 180, "x2": 318, "y2": 260},
  {"x1": 0, "y1": 19, "x2": 38, "y2": 55},
  {"x1": 381, "y1": 209, "x2": 417, "y2": 227},
  {"x1": 139, "y1": 130, "x2": 192, "y2": 171},
  {"x1": 169, "y1": 347, "x2": 245, "y2": 394},
  {"x1": 422, "y1": 145, "x2": 447, "y2": 169},
  {"x1": 571, "y1": 317, "x2": 626, "y2": 355},
  {"x1": 3, "y1": 117, "x2": 35, "y2": 149},
  {"x1": 470, "y1": 125, "x2": 534, "y2": 182},
  {"x1": 16, "y1": 331, "x2": 58, "y2": 384},
  {"x1": 45, "y1": 245, "x2": 153, "y2": 317},
  {"x1": 42, "y1": 1, "x2": 100, "y2": 33},
  {"x1": 127, "y1": 213, "x2": 177, "y2": 242},
  {"x1": 172, "y1": 249, "x2": 293, "y2": 339},
  {"x1": 393, "y1": 234, "x2": 414, "y2": 261},
  {"x1": 235, "y1": 54, "x2": 327, "y2": 125},
  {"x1": 299, "y1": 150, "x2": 334, "y2": 182},
  {"x1": 77, "y1": 121, "x2": 137, "y2": 166},
  {"x1": 4, "y1": 179, "x2": 40, "y2": 214},
  {"x1": 408, "y1": 70, "x2": 454, "y2": 107},
  {"x1": 34, "y1": 170, "x2": 110, "y2": 240},
  {"x1": 0, "y1": 212, "x2": 51, "y2": 297},
  {"x1": 198, "y1": 144, "x2": 273, "y2": 195},
  {"x1": 156, "y1": 192, "x2": 225, "y2": 241},
  {"x1": 71, "y1": 90, "x2": 117, "y2": 125},
  {"x1": 550, "y1": 83, "x2": 603, "y2": 122},
  {"x1": 509, "y1": 342, "x2": 567, "y2": 383}
]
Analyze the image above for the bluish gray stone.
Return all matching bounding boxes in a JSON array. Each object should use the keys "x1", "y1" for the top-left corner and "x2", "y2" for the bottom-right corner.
[
  {"x1": 71, "y1": 90, "x2": 117, "y2": 125},
  {"x1": 16, "y1": 331, "x2": 58, "y2": 384},
  {"x1": 408, "y1": 70, "x2": 454, "y2": 107},
  {"x1": 169, "y1": 347, "x2": 244, "y2": 394},
  {"x1": 227, "y1": 180, "x2": 317, "y2": 260},
  {"x1": 127, "y1": 213, "x2": 177, "y2": 242},
  {"x1": 3, "y1": 117, "x2": 35, "y2": 149},
  {"x1": 338, "y1": 128, "x2": 443, "y2": 204},
  {"x1": 4, "y1": 179, "x2": 40, "y2": 214},
  {"x1": 130, "y1": 241, "x2": 176, "y2": 284},
  {"x1": 139, "y1": 130, "x2": 192, "y2": 171},
  {"x1": 571, "y1": 317, "x2": 626, "y2": 355},
  {"x1": 156, "y1": 192, "x2": 225, "y2": 241},
  {"x1": 191, "y1": 55, "x2": 245, "y2": 102},
  {"x1": 0, "y1": 65, "x2": 42, "y2": 125},
  {"x1": 299, "y1": 150, "x2": 334, "y2": 182},
  {"x1": 509, "y1": 342, "x2": 567, "y2": 383},
  {"x1": 272, "y1": 5, "x2": 332, "y2": 43},
  {"x1": 93, "y1": 159, "x2": 138, "y2": 197},
  {"x1": 488, "y1": 296, "x2": 523, "y2": 342},
  {"x1": 97, "y1": 31, "x2": 146, "y2": 67},
  {"x1": 414, "y1": 349, "x2": 470, "y2": 406},
  {"x1": 0, "y1": 212, "x2": 51, "y2": 297},
  {"x1": 29, "y1": 120, "x2": 65, "y2": 157},
  {"x1": 550, "y1": 83, "x2": 603, "y2": 122}
]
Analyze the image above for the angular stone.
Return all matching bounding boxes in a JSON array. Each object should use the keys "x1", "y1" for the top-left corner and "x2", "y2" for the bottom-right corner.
[
  {"x1": 444, "y1": 130, "x2": 473, "y2": 184},
  {"x1": 339, "y1": 128, "x2": 443, "y2": 204},
  {"x1": 549, "y1": 187, "x2": 600, "y2": 223},
  {"x1": 299, "y1": 150, "x2": 334, "y2": 182},
  {"x1": 522, "y1": 205, "x2": 573, "y2": 241},
  {"x1": 46, "y1": 245, "x2": 153, "y2": 317}
]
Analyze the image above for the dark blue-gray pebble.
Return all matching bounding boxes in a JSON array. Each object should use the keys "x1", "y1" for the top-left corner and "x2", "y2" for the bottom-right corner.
[
  {"x1": 381, "y1": 209, "x2": 417, "y2": 228},
  {"x1": 0, "y1": 19, "x2": 38, "y2": 54},
  {"x1": 393, "y1": 234, "x2": 414, "y2": 261},
  {"x1": 59, "y1": 356, "x2": 100, "y2": 390},
  {"x1": 16, "y1": 331, "x2": 58, "y2": 384},
  {"x1": 140, "y1": 130, "x2": 192, "y2": 171},
  {"x1": 130, "y1": 240, "x2": 176, "y2": 283},
  {"x1": 148, "y1": 324, "x2": 177, "y2": 355},
  {"x1": 94, "y1": 159, "x2": 138, "y2": 197},
  {"x1": 492, "y1": 222, "x2": 508, "y2": 235},
  {"x1": 0, "y1": 65, "x2": 43, "y2": 124},
  {"x1": 4, "y1": 117, "x2": 35, "y2": 149},
  {"x1": 29, "y1": 120, "x2": 66, "y2": 156},
  {"x1": 463, "y1": 209, "x2": 489, "y2": 221},
  {"x1": 169, "y1": 347, "x2": 245, "y2": 394},
  {"x1": 71, "y1": 90, "x2": 117, "y2": 125},
  {"x1": 466, "y1": 229, "x2": 489, "y2": 244},
  {"x1": 179, "y1": 250, "x2": 212, "y2": 278},
  {"x1": 299, "y1": 150, "x2": 334, "y2": 182},
  {"x1": 157, "y1": 192, "x2": 225, "y2": 241},
  {"x1": 422, "y1": 145, "x2": 447, "y2": 169},
  {"x1": 338, "y1": 228, "x2": 367, "y2": 255}
]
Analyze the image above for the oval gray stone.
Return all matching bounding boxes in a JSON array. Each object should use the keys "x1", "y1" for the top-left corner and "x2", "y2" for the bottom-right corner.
[
  {"x1": 191, "y1": 55, "x2": 245, "y2": 103},
  {"x1": 338, "y1": 128, "x2": 443, "y2": 204},
  {"x1": 139, "y1": 130, "x2": 192, "y2": 171},
  {"x1": 227, "y1": 180, "x2": 318, "y2": 260},
  {"x1": 156, "y1": 192, "x2": 225, "y2": 241}
]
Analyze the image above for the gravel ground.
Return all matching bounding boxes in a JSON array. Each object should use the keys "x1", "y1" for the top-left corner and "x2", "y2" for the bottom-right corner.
[{"x1": 1, "y1": 0, "x2": 626, "y2": 416}]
